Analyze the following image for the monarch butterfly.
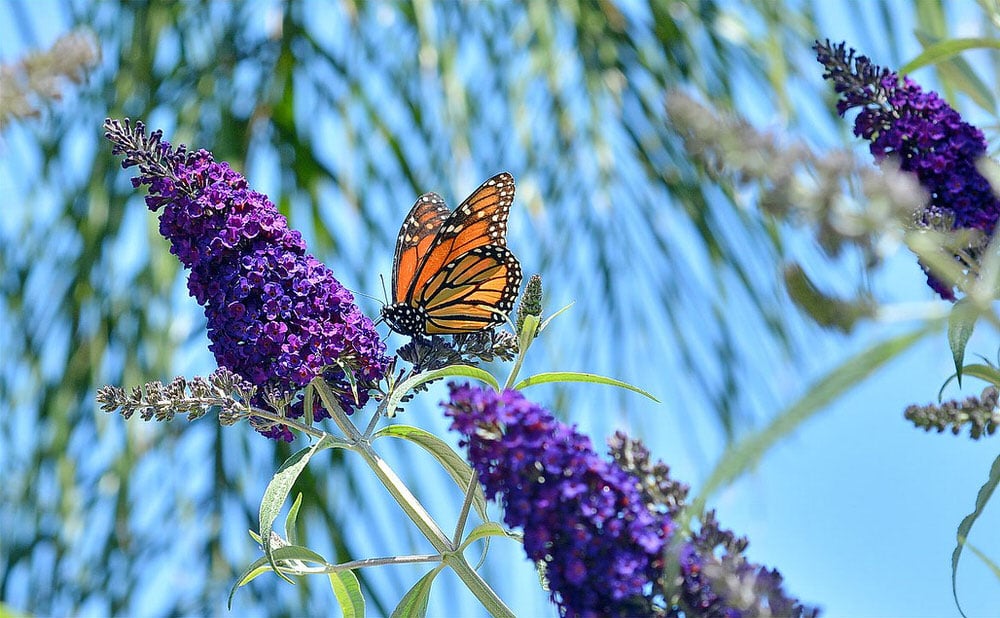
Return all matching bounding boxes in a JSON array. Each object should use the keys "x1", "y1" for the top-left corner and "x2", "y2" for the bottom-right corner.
[{"x1": 382, "y1": 172, "x2": 522, "y2": 336}]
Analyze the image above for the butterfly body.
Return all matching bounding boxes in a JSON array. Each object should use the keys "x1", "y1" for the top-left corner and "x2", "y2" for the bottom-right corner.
[{"x1": 383, "y1": 172, "x2": 522, "y2": 336}]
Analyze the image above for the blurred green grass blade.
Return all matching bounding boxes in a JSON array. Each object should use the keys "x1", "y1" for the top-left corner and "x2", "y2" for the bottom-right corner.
[
  {"x1": 965, "y1": 542, "x2": 1000, "y2": 581},
  {"x1": 900, "y1": 37, "x2": 1000, "y2": 75},
  {"x1": 951, "y1": 453, "x2": 1000, "y2": 617},
  {"x1": 909, "y1": 33, "x2": 997, "y2": 111},
  {"x1": 689, "y1": 324, "x2": 934, "y2": 517}
]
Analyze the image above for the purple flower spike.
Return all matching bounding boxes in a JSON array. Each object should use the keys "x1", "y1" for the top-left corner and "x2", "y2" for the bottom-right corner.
[
  {"x1": 105, "y1": 119, "x2": 391, "y2": 441},
  {"x1": 816, "y1": 40, "x2": 1000, "y2": 300},
  {"x1": 443, "y1": 384, "x2": 673, "y2": 617}
]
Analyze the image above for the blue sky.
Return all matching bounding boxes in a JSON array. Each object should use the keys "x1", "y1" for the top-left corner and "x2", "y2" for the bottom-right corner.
[{"x1": 2, "y1": 2, "x2": 999, "y2": 617}]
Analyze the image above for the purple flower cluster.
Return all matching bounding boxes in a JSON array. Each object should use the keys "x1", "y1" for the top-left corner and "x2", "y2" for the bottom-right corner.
[
  {"x1": 105, "y1": 119, "x2": 390, "y2": 441},
  {"x1": 444, "y1": 384, "x2": 673, "y2": 617},
  {"x1": 816, "y1": 40, "x2": 1000, "y2": 300}
]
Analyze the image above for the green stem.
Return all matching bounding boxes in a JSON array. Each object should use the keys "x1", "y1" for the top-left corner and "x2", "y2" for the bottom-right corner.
[
  {"x1": 354, "y1": 437, "x2": 513, "y2": 618},
  {"x1": 504, "y1": 315, "x2": 539, "y2": 390},
  {"x1": 453, "y1": 471, "x2": 479, "y2": 544},
  {"x1": 247, "y1": 405, "x2": 329, "y2": 441},
  {"x1": 316, "y1": 380, "x2": 514, "y2": 617}
]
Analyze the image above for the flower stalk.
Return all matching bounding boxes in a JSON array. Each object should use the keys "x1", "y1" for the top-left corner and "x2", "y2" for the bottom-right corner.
[{"x1": 314, "y1": 377, "x2": 514, "y2": 618}]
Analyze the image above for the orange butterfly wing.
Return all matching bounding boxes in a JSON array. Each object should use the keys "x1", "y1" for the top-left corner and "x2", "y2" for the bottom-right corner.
[
  {"x1": 403, "y1": 172, "x2": 515, "y2": 303},
  {"x1": 391, "y1": 191, "x2": 450, "y2": 304},
  {"x1": 419, "y1": 245, "x2": 522, "y2": 334},
  {"x1": 384, "y1": 172, "x2": 521, "y2": 336}
]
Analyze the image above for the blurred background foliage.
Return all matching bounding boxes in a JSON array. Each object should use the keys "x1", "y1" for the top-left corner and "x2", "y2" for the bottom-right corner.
[{"x1": 1, "y1": 1, "x2": 991, "y2": 616}]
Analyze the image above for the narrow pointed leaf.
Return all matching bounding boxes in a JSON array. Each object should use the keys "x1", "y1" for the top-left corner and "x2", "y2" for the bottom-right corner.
[
  {"x1": 513, "y1": 371, "x2": 659, "y2": 402},
  {"x1": 386, "y1": 365, "x2": 500, "y2": 417},
  {"x1": 260, "y1": 436, "x2": 340, "y2": 583},
  {"x1": 458, "y1": 522, "x2": 522, "y2": 553},
  {"x1": 228, "y1": 545, "x2": 330, "y2": 608},
  {"x1": 689, "y1": 325, "x2": 932, "y2": 518},
  {"x1": 952, "y1": 453, "x2": 1000, "y2": 617},
  {"x1": 373, "y1": 424, "x2": 488, "y2": 522},
  {"x1": 303, "y1": 382, "x2": 316, "y2": 426},
  {"x1": 390, "y1": 566, "x2": 444, "y2": 618},
  {"x1": 285, "y1": 493, "x2": 303, "y2": 546},
  {"x1": 948, "y1": 298, "x2": 978, "y2": 386},
  {"x1": 899, "y1": 37, "x2": 1000, "y2": 74},
  {"x1": 959, "y1": 364, "x2": 1000, "y2": 388},
  {"x1": 329, "y1": 569, "x2": 366, "y2": 618}
]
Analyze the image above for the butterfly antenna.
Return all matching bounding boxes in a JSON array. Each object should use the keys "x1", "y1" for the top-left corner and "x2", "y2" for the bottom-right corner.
[{"x1": 350, "y1": 288, "x2": 385, "y2": 304}]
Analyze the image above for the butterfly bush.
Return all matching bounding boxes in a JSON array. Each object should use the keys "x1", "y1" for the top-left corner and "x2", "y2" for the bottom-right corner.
[
  {"x1": 815, "y1": 40, "x2": 1000, "y2": 300},
  {"x1": 104, "y1": 119, "x2": 390, "y2": 441},
  {"x1": 444, "y1": 384, "x2": 818, "y2": 617}
]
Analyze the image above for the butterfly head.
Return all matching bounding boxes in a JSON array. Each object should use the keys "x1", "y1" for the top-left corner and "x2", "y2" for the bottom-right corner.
[{"x1": 380, "y1": 303, "x2": 426, "y2": 337}]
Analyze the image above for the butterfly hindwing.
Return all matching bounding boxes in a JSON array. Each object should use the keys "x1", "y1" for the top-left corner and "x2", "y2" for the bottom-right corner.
[{"x1": 420, "y1": 245, "x2": 522, "y2": 334}]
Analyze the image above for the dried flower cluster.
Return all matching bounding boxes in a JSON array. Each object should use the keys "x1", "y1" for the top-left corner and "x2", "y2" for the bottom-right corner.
[
  {"x1": 0, "y1": 30, "x2": 100, "y2": 124},
  {"x1": 665, "y1": 90, "x2": 926, "y2": 267},
  {"x1": 96, "y1": 367, "x2": 256, "y2": 426},
  {"x1": 905, "y1": 386, "x2": 999, "y2": 439},
  {"x1": 395, "y1": 331, "x2": 519, "y2": 374},
  {"x1": 610, "y1": 433, "x2": 819, "y2": 618}
]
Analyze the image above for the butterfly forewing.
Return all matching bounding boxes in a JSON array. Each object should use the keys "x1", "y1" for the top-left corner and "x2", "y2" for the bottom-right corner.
[
  {"x1": 392, "y1": 192, "x2": 450, "y2": 304},
  {"x1": 406, "y1": 172, "x2": 515, "y2": 300}
]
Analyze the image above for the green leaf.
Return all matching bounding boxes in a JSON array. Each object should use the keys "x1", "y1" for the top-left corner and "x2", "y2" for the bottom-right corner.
[
  {"x1": 228, "y1": 545, "x2": 330, "y2": 608},
  {"x1": 513, "y1": 371, "x2": 659, "y2": 403},
  {"x1": 285, "y1": 493, "x2": 303, "y2": 546},
  {"x1": 458, "y1": 521, "x2": 521, "y2": 553},
  {"x1": 948, "y1": 299, "x2": 979, "y2": 386},
  {"x1": 303, "y1": 382, "x2": 316, "y2": 426},
  {"x1": 260, "y1": 437, "x2": 340, "y2": 583},
  {"x1": 373, "y1": 424, "x2": 488, "y2": 522},
  {"x1": 385, "y1": 365, "x2": 500, "y2": 418},
  {"x1": 906, "y1": 34, "x2": 998, "y2": 112},
  {"x1": 965, "y1": 542, "x2": 1000, "y2": 582},
  {"x1": 329, "y1": 569, "x2": 366, "y2": 618},
  {"x1": 390, "y1": 566, "x2": 444, "y2": 618},
  {"x1": 960, "y1": 364, "x2": 1000, "y2": 387},
  {"x1": 899, "y1": 37, "x2": 1000, "y2": 75},
  {"x1": 689, "y1": 325, "x2": 933, "y2": 518},
  {"x1": 952, "y1": 453, "x2": 1000, "y2": 617},
  {"x1": 539, "y1": 301, "x2": 574, "y2": 332}
]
